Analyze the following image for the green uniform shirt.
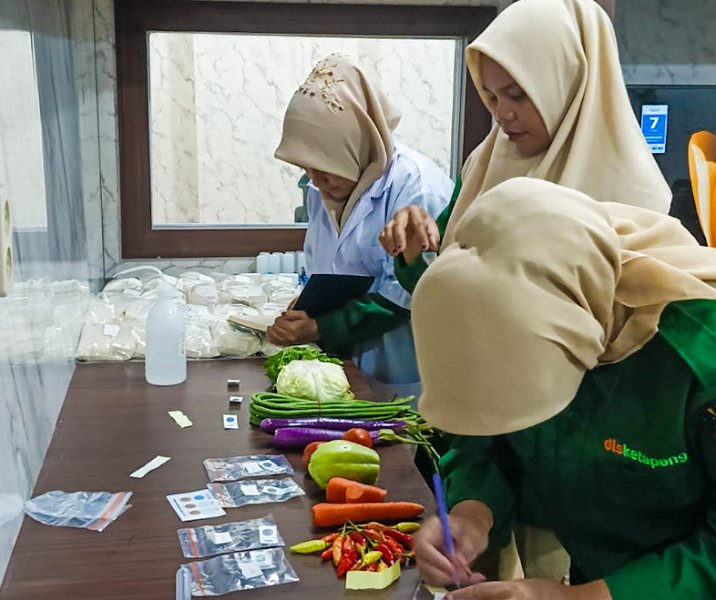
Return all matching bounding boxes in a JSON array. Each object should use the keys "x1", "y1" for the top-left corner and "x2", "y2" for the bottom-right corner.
[{"x1": 441, "y1": 299, "x2": 716, "y2": 600}]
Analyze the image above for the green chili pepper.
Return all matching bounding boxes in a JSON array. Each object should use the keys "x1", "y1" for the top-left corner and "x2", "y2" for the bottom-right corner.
[
  {"x1": 290, "y1": 539, "x2": 329, "y2": 554},
  {"x1": 395, "y1": 522, "x2": 421, "y2": 533}
]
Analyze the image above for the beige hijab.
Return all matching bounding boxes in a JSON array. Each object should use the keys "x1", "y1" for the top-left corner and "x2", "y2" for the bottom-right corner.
[
  {"x1": 442, "y1": 0, "x2": 672, "y2": 247},
  {"x1": 275, "y1": 54, "x2": 400, "y2": 231},
  {"x1": 414, "y1": 178, "x2": 716, "y2": 437}
]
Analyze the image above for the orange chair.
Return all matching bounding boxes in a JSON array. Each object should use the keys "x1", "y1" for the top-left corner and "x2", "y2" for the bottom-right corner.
[{"x1": 687, "y1": 131, "x2": 716, "y2": 246}]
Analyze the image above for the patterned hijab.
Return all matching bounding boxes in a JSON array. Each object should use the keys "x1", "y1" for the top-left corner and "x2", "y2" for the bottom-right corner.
[
  {"x1": 442, "y1": 0, "x2": 671, "y2": 246},
  {"x1": 275, "y1": 54, "x2": 400, "y2": 231},
  {"x1": 414, "y1": 178, "x2": 716, "y2": 436}
]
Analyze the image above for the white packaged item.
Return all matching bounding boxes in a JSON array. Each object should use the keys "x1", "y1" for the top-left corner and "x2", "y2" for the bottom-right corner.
[
  {"x1": 213, "y1": 322, "x2": 262, "y2": 358},
  {"x1": 75, "y1": 322, "x2": 135, "y2": 361},
  {"x1": 261, "y1": 337, "x2": 283, "y2": 357},
  {"x1": 179, "y1": 548, "x2": 299, "y2": 596},
  {"x1": 188, "y1": 283, "x2": 218, "y2": 306},
  {"x1": 84, "y1": 296, "x2": 117, "y2": 324},
  {"x1": 185, "y1": 322, "x2": 220, "y2": 359},
  {"x1": 102, "y1": 277, "x2": 142, "y2": 294},
  {"x1": 145, "y1": 281, "x2": 186, "y2": 385},
  {"x1": 219, "y1": 281, "x2": 267, "y2": 306}
]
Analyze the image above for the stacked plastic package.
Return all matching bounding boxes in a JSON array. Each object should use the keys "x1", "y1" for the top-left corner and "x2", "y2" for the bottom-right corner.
[
  {"x1": 75, "y1": 270, "x2": 300, "y2": 362},
  {"x1": 0, "y1": 279, "x2": 91, "y2": 363}
]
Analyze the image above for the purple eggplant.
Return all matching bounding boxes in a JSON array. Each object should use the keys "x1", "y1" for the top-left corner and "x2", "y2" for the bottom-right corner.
[
  {"x1": 260, "y1": 417, "x2": 407, "y2": 434},
  {"x1": 272, "y1": 427, "x2": 382, "y2": 448}
]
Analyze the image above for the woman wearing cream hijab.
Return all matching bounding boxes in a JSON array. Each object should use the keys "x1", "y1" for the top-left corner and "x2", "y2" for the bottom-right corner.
[
  {"x1": 379, "y1": 0, "x2": 672, "y2": 289},
  {"x1": 412, "y1": 177, "x2": 716, "y2": 600},
  {"x1": 269, "y1": 54, "x2": 453, "y2": 398}
]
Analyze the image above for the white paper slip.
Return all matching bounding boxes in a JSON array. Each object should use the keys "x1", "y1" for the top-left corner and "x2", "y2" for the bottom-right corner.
[
  {"x1": 130, "y1": 455, "x2": 171, "y2": 478},
  {"x1": 103, "y1": 324, "x2": 120, "y2": 337},
  {"x1": 223, "y1": 414, "x2": 239, "y2": 430},
  {"x1": 169, "y1": 410, "x2": 193, "y2": 428},
  {"x1": 240, "y1": 483, "x2": 260, "y2": 496},
  {"x1": 212, "y1": 531, "x2": 233, "y2": 545},
  {"x1": 243, "y1": 461, "x2": 262, "y2": 474},
  {"x1": 259, "y1": 524, "x2": 279, "y2": 545},
  {"x1": 167, "y1": 490, "x2": 226, "y2": 522},
  {"x1": 238, "y1": 560, "x2": 263, "y2": 579}
]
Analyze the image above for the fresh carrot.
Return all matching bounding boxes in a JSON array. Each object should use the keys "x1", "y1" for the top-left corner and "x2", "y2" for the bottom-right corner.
[
  {"x1": 325, "y1": 477, "x2": 388, "y2": 504},
  {"x1": 312, "y1": 502, "x2": 425, "y2": 528}
]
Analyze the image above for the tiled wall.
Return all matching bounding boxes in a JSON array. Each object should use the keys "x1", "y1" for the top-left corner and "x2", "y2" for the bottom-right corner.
[{"x1": 0, "y1": 0, "x2": 98, "y2": 584}]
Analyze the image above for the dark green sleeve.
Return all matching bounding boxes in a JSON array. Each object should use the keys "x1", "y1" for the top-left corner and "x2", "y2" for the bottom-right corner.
[
  {"x1": 605, "y1": 390, "x2": 716, "y2": 600},
  {"x1": 313, "y1": 293, "x2": 409, "y2": 355},
  {"x1": 440, "y1": 433, "x2": 516, "y2": 550},
  {"x1": 394, "y1": 178, "x2": 461, "y2": 294}
]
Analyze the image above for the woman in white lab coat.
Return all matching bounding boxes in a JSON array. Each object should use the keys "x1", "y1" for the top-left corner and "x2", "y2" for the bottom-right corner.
[{"x1": 268, "y1": 54, "x2": 453, "y2": 400}]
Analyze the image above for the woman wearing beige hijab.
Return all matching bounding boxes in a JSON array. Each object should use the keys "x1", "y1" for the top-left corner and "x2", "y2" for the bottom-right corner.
[
  {"x1": 412, "y1": 177, "x2": 716, "y2": 600},
  {"x1": 379, "y1": 0, "x2": 672, "y2": 291},
  {"x1": 269, "y1": 54, "x2": 453, "y2": 398}
]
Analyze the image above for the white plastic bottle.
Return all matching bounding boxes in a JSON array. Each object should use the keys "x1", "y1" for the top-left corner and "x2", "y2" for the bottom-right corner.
[{"x1": 145, "y1": 281, "x2": 186, "y2": 385}]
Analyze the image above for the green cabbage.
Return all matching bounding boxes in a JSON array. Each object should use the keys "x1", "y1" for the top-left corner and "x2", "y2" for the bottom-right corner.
[{"x1": 275, "y1": 359, "x2": 353, "y2": 402}]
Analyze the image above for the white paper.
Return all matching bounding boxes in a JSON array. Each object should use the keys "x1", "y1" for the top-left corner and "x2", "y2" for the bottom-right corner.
[
  {"x1": 259, "y1": 525, "x2": 278, "y2": 545},
  {"x1": 238, "y1": 560, "x2": 263, "y2": 579},
  {"x1": 223, "y1": 414, "x2": 239, "y2": 430},
  {"x1": 103, "y1": 324, "x2": 120, "y2": 337},
  {"x1": 130, "y1": 455, "x2": 171, "y2": 478},
  {"x1": 240, "y1": 484, "x2": 260, "y2": 496},
  {"x1": 167, "y1": 489, "x2": 226, "y2": 522},
  {"x1": 243, "y1": 461, "x2": 262, "y2": 474},
  {"x1": 212, "y1": 531, "x2": 233, "y2": 545},
  {"x1": 168, "y1": 410, "x2": 193, "y2": 428}
]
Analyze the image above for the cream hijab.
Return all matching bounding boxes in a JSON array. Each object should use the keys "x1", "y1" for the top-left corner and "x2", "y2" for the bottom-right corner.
[
  {"x1": 442, "y1": 0, "x2": 672, "y2": 247},
  {"x1": 414, "y1": 178, "x2": 716, "y2": 437},
  {"x1": 275, "y1": 54, "x2": 400, "y2": 231}
]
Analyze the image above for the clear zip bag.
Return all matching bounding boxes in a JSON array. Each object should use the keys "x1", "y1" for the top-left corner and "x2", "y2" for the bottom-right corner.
[
  {"x1": 203, "y1": 454, "x2": 294, "y2": 482},
  {"x1": 208, "y1": 478, "x2": 304, "y2": 508},
  {"x1": 178, "y1": 514, "x2": 284, "y2": 558},
  {"x1": 24, "y1": 490, "x2": 132, "y2": 532},
  {"x1": 179, "y1": 548, "x2": 299, "y2": 596}
]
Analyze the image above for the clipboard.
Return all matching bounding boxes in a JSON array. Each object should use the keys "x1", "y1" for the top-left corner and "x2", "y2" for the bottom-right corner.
[
  {"x1": 227, "y1": 313, "x2": 277, "y2": 333},
  {"x1": 292, "y1": 274, "x2": 375, "y2": 317}
]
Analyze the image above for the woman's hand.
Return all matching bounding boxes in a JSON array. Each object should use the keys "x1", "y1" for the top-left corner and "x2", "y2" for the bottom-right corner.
[
  {"x1": 446, "y1": 579, "x2": 611, "y2": 600},
  {"x1": 379, "y1": 206, "x2": 440, "y2": 264},
  {"x1": 415, "y1": 501, "x2": 493, "y2": 587},
  {"x1": 266, "y1": 310, "x2": 318, "y2": 345}
]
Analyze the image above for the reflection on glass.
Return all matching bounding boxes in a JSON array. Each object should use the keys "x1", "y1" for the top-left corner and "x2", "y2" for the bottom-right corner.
[
  {"x1": 0, "y1": 30, "x2": 47, "y2": 230},
  {"x1": 148, "y1": 33, "x2": 457, "y2": 229}
]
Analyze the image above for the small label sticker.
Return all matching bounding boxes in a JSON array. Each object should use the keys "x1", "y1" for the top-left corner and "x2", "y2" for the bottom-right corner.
[
  {"x1": 238, "y1": 560, "x2": 262, "y2": 579},
  {"x1": 223, "y1": 414, "x2": 239, "y2": 430},
  {"x1": 229, "y1": 395, "x2": 243, "y2": 405},
  {"x1": 212, "y1": 530, "x2": 233, "y2": 545},
  {"x1": 103, "y1": 324, "x2": 120, "y2": 337},
  {"x1": 240, "y1": 483, "x2": 260, "y2": 496},
  {"x1": 243, "y1": 462, "x2": 262, "y2": 474},
  {"x1": 259, "y1": 525, "x2": 278, "y2": 545}
]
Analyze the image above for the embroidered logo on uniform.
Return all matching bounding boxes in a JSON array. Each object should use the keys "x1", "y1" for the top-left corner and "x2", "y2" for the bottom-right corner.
[
  {"x1": 297, "y1": 54, "x2": 346, "y2": 113},
  {"x1": 603, "y1": 438, "x2": 688, "y2": 469}
]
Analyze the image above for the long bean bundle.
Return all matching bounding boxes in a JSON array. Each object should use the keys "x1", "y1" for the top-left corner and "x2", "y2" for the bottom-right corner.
[{"x1": 249, "y1": 392, "x2": 422, "y2": 428}]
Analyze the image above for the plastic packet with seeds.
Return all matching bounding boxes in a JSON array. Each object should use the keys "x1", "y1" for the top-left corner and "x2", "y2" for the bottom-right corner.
[
  {"x1": 179, "y1": 548, "x2": 299, "y2": 596},
  {"x1": 208, "y1": 477, "x2": 304, "y2": 508},
  {"x1": 177, "y1": 514, "x2": 284, "y2": 558},
  {"x1": 203, "y1": 454, "x2": 294, "y2": 482}
]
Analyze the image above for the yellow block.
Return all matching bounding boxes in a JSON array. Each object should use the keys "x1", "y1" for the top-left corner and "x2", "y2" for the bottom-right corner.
[{"x1": 345, "y1": 562, "x2": 401, "y2": 590}]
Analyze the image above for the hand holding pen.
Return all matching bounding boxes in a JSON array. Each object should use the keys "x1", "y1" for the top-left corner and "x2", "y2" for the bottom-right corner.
[{"x1": 414, "y1": 491, "x2": 492, "y2": 589}]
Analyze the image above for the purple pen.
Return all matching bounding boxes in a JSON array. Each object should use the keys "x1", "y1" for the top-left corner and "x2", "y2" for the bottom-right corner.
[{"x1": 432, "y1": 472, "x2": 461, "y2": 589}]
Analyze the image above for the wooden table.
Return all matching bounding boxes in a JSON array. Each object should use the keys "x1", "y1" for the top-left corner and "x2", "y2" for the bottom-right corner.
[{"x1": 0, "y1": 360, "x2": 435, "y2": 599}]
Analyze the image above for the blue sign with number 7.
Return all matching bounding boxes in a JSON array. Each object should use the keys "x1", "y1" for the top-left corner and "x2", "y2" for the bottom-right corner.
[{"x1": 640, "y1": 104, "x2": 668, "y2": 154}]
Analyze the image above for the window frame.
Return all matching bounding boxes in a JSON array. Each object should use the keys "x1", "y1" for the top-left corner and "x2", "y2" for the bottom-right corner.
[{"x1": 115, "y1": 0, "x2": 495, "y2": 259}]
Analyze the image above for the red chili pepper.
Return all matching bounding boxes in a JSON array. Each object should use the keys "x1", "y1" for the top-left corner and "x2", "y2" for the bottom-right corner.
[
  {"x1": 384, "y1": 528, "x2": 414, "y2": 548},
  {"x1": 332, "y1": 536, "x2": 343, "y2": 567},
  {"x1": 320, "y1": 547, "x2": 333, "y2": 561},
  {"x1": 321, "y1": 532, "x2": 339, "y2": 543},
  {"x1": 350, "y1": 532, "x2": 366, "y2": 546},
  {"x1": 375, "y1": 542, "x2": 395, "y2": 566},
  {"x1": 383, "y1": 536, "x2": 405, "y2": 557},
  {"x1": 336, "y1": 538, "x2": 357, "y2": 578},
  {"x1": 363, "y1": 529, "x2": 383, "y2": 544},
  {"x1": 365, "y1": 562, "x2": 378, "y2": 572}
]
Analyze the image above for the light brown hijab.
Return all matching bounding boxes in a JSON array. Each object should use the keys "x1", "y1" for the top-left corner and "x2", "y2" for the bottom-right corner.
[
  {"x1": 275, "y1": 54, "x2": 400, "y2": 231},
  {"x1": 414, "y1": 178, "x2": 716, "y2": 436},
  {"x1": 442, "y1": 0, "x2": 672, "y2": 247}
]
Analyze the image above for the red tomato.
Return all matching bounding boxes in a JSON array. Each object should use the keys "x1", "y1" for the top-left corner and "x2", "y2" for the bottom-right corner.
[
  {"x1": 342, "y1": 428, "x2": 373, "y2": 448},
  {"x1": 302, "y1": 441, "x2": 325, "y2": 467}
]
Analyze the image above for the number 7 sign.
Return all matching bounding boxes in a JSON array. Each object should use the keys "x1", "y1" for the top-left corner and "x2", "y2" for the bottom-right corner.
[{"x1": 640, "y1": 105, "x2": 668, "y2": 154}]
